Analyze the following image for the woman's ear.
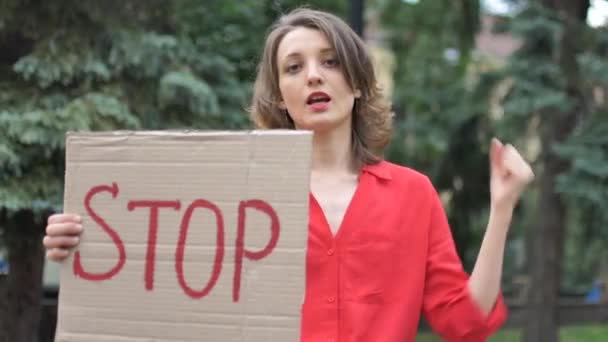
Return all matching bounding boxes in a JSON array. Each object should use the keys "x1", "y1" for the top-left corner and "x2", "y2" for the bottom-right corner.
[
  {"x1": 354, "y1": 89, "x2": 362, "y2": 99},
  {"x1": 279, "y1": 100, "x2": 286, "y2": 110}
]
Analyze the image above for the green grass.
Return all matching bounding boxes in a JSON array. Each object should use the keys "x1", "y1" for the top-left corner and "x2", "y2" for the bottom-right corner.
[{"x1": 416, "y1": 324, "x2": 608, "y2": 341}]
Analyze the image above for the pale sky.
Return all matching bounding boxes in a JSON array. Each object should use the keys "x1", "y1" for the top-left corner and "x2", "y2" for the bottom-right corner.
[{"x1": 483, "y1": 0, "x2": 608, "y2": 27}]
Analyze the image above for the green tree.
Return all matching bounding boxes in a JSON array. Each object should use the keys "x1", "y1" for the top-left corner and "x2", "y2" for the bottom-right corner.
[
  {"x1": 554, "y1": 22, "x2": 608, "y2": 295},
  {"x1": 493, "y1": 0, "x2": 608, "y2": 340}
]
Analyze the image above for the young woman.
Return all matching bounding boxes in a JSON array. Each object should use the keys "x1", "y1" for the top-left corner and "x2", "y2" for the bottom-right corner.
[{"x1": 43, "y1": 8, "x2": 534, "y2": 342}]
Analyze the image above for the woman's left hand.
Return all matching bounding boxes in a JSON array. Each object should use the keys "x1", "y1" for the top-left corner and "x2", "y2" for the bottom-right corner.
[{"x1": 489, "y1": 137, "x2": 535, "y2": 211}]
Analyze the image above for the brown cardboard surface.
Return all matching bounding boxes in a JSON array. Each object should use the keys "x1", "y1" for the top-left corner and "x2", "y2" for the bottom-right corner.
[{"x1": 55, "y1": 130, "x2": 312, "y2": 342}]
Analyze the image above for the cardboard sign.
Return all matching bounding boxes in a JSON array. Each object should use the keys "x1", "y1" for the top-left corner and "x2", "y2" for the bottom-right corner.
[{"x1": 55, "y1": 130, "x2": 312, "y2": 342}]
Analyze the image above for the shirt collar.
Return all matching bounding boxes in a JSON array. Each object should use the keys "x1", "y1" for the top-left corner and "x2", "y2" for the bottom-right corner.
[{"x1": 361, "y1": 160, "x2": 392, "y2": 181}]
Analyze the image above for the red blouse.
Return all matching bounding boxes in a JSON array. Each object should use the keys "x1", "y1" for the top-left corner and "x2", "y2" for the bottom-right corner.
[{"x1": 300, "y1": 160, "x2": 507, "y2": 342}]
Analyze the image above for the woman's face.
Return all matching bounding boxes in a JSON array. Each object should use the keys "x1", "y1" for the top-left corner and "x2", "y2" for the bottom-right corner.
[{"x1": 276, "y1": 27, "x2": 358, "y2": 133}]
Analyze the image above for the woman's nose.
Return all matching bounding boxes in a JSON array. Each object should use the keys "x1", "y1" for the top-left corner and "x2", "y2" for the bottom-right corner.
[{"x1": 307, "y1": 63, "x2": 323, "y2": 86}]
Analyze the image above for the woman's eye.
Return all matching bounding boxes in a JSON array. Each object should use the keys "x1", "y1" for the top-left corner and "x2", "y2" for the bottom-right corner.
[
  {"x1": 324, "y1": 58, "x2": 339, "y2": 67},
  {"x1": 286, "y1": 64, "x2": 301, "y2": 73}
]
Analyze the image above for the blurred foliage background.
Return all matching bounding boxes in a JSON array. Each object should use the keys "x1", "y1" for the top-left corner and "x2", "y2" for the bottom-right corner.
[{"x1": 0, "y1": 0, "x2": 607, "y2": 341}]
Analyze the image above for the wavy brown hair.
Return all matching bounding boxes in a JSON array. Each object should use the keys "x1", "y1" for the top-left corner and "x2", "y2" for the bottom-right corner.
[{"x1": 248, "y1": 7, "x2": 394, "y2": 165}]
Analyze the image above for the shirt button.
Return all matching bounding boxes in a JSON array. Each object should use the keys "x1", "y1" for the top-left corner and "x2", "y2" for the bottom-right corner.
[
  {"x1": 327, "y1": 296, "x2": 335, "y2": 303},
  {"x1": 327, "y1": 248, "x2": 334, "y2": 256},
  {"x1": 327, "y1": 339, "x2": 335, "y2": 342}
]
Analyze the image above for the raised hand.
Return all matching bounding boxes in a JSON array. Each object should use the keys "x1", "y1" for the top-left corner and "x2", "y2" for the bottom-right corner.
[{"x1": 489, "y1": 137, "x2": 535, "y2": 211}]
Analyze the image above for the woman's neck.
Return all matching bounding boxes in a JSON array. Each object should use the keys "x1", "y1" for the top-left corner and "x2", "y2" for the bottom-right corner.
[{"x1": 310, "y1": 122, "x2": 357, "y2": 177}]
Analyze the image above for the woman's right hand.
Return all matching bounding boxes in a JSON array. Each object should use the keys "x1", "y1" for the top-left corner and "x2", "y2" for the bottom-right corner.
[{"x1": 43, "y1": 213, "x2": 83, "y2": 262}]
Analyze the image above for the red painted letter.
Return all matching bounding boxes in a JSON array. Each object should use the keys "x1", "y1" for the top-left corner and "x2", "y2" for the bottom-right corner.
[
  {"x1": 127, "y1": 200, "x2": 181, "y2": 291},
  {"x1": 74, "y1": 182, "x2": 126, "y2": 281},
  {"x1": 176, "y1": 200, "x2": 224, "y2": 299},
  {"x1": 233, "y1": 200, "x2": 280, "y2": 302}
]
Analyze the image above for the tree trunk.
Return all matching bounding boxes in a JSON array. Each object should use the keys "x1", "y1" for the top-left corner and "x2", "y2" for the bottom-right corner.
[
  {"x1": 524, "y1": 1, "x2": 589, "y2": 341},
  {"x1": 349, "y1": 0, "x2": 364, "y2": 37},
  {"x1": 0, "y1": 210, "x2": 47, "y2": 342},
  {"x1": 524, "y1": 119, "x2": 572, "y2": 342}
]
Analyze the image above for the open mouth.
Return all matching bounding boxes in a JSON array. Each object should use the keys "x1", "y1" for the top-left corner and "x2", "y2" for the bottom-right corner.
[{"x1": 306, "y1": 92, "x2": 331, "y2": 105}]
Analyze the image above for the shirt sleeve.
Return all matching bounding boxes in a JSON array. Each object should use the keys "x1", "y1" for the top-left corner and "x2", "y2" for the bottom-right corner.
[{"x1": 421, "y1": 181, "x2": 508, "y2": 342}]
